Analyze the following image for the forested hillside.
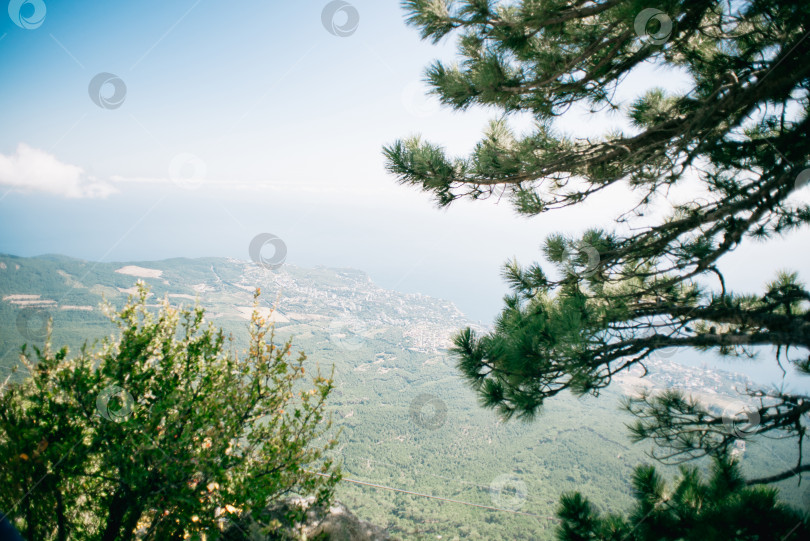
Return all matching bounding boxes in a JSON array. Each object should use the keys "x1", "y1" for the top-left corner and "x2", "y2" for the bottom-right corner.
[{"x1": 2, "y1": 253, "x2": 806, "y2": 539}]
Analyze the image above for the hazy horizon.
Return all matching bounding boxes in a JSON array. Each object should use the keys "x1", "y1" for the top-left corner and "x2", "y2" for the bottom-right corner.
[
  {"x1": 3, "y1": 2, "x2": 810, "y2": 538},
  {"x1": 3, "y1": 1, "x2": 809, "y2": 325},
  {"x1": 2, "y1": 0, "x2": 810, "y2": 465},
  {"x1": 4, "y1": 249, "x2": 808, "y2": 395}
]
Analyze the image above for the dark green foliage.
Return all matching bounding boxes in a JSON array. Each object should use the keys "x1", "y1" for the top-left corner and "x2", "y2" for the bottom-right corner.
[
  {"x1": 386, "y1": 0, "x2": 810, "y2": 484},
  {"x1": 2, "y1": 254, "x2": 808, "y2": 539},
  {"x1": 556, "y1": 457, "x2": 809, "y2": 540},
  {"x1": 0, "y1": 283, "x2": 339, "y2": 540}
]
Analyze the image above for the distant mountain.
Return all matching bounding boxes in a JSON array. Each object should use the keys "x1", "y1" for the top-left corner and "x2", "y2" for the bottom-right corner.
[
  {"x1": 0, "y1": 254, "x2": 474, "y2": 359},
  {"x1": 2, "y1": 254, "x2": 807, "y2": 539}
]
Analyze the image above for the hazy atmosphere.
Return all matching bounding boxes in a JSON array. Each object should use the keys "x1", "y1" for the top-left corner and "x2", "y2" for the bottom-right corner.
[
  {"x1": 3, "y1": 1, "x2": 806, "y2": 324},
  {"x1": 2, "y1": 1, "x2": 809, "y2": 540}
]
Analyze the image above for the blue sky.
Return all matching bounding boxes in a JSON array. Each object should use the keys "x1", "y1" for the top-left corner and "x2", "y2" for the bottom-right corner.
[
  {"x1": 0, "y1": 0, "x2": 555, "y2": 322},
  {"x1": 1, "y1": 0, "x2": 809, "y2": 383}
]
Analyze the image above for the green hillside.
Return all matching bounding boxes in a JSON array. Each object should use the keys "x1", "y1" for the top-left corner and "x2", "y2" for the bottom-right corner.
[{"x1": 1, "y1": 254, "x2": 807, "y2": 539}]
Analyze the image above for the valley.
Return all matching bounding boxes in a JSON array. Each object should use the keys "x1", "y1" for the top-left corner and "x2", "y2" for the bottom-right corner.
[{"x1": 1, "y1": 253, "x2": 807, "y2": 539}]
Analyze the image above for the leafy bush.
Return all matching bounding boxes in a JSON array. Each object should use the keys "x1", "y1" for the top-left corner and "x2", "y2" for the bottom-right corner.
[{"x1": 0, "y1": 282, "x2": 340, "y2": 540}]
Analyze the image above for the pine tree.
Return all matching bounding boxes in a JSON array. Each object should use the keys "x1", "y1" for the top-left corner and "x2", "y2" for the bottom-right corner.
[
  {"x1": 556, "y1": 457, "x2": 808, "y2": 540},
  {"x1": 385, "y1": 1, "x2": 810, "y2": 484}
]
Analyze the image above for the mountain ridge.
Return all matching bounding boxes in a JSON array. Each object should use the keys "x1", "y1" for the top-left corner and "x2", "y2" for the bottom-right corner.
[{"x1": 2, "y1": 253, "x2": 807, "y2": 539}]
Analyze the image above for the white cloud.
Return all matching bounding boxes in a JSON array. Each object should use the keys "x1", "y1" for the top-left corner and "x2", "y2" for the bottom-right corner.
[{"x1": 0, "y1": 144, "x2": 116, "y2": 198}]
